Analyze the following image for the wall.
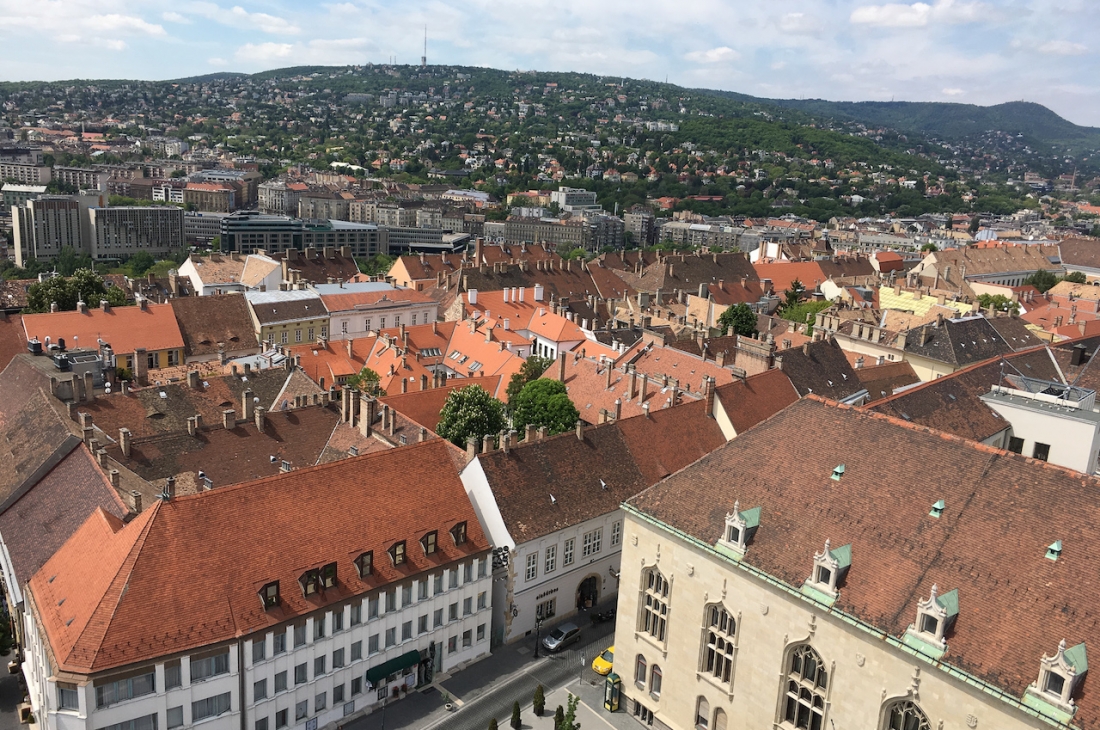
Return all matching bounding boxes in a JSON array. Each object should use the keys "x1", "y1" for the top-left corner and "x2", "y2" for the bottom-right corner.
[
  {"x1": 613, "y1": 511, "x2": 1055, "y2": 730},
  {"x1": 983, "y1": 397, "x2": 1100, "y2": 474},
  {"x1": 328, "y1": 303, "x2": 439, "y2": 341}
]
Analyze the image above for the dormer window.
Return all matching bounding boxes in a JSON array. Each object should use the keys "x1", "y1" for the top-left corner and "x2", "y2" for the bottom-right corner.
[
  {"x1": 320, "y1": 562, "x2": 337, "y2": 590},
  {"x1": 451, "y1": 521, "x2": 468, "y2": 545},
  {"x1": 299, "y1": 569, "x2": 320, "y2": 596},
  {"x1": 421, "y1": 531, "x2": 438, "y2": 555},
  {"x1": 802, "y1": 540, "x2": 850, "y2": 605},
  {"x1": 830, "y1": 464, "x2": 845, "y2": 481},
  {"x1": 1047, "y1": 541, "x2": 1063, "y2": 561},
  {"x1": 717, "y1": 501, "x2": 760, "y2": 559},
  {"x1": 354, "y1": 551, "x2": 373, "y2": 578},
  {"x1": 389, "y1": 541, "x2": 406, "y2": 566},
  {"x1": 259, "y1": 581, "x2": 280, "y2": 609},
  {"x1": 929, "y1": 500, "x2": 945, "y2": 518},
  {"x1": 1027, "y1": 640, "x2": 1088, "y2": 715},
  {"x1": 904, "y1": 584, "x2": 958, "y2": 659}
]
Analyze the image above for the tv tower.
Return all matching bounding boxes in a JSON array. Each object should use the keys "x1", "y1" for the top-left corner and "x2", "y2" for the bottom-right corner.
[{"x1": 421, "y1": 26, "x2": 427, "y2": 68}]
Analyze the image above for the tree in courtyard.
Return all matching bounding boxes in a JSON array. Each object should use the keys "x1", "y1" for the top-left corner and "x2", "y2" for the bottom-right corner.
[
  {"x1": 436, "y1": 385, "x2": 507, "y2": 448},
  {"x1": 511, "y1": 379, "x2": 580, "y2": 437},
  {"x1": 1025, "y1": 269, "x2": 1059, "y2": 293},
  {"x1": 717, "y1": 303, "x2": 757, "y2": 337},
  {"x1": 345, "y1": 367, "x2": 386, "y2": 396},
  {"x1": 26, "y1": 269, "x2": 128, "y2": 313},
  {"x1": 506, "y1": 355, "x2": 552, "y2": 406}
]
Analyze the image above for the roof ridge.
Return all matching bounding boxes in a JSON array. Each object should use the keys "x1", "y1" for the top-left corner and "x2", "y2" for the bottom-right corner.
[{"x1": 64, "y1": 502, "x2": 162, "y2": 669}]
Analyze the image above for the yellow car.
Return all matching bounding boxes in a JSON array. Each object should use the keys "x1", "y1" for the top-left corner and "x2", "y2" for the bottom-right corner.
[{"x1": 591, "y1": 646, "x2": 614, "y2": 675}]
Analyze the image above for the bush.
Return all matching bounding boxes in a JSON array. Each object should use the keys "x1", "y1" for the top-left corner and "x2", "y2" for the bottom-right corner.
[
  {"x1": 554, "y1": 706, "x2": 564, "y2": 730},
  {"x1": 488, "y1": 719, "x2": 498, "y2": 730},
  {"x1": 511, "y1": 700, "x2": 521, "y2": 729},
  {"x1": 533, "y1": 685, "x2": 545, "y2": 716}
]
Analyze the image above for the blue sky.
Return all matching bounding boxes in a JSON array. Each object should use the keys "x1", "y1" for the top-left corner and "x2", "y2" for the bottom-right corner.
[{"x1": 2, "y1": 0, "x2": 1099, "y2": 126}]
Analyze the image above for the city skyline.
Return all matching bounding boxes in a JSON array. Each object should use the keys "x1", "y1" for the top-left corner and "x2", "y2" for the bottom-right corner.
[{"x1": 1, "y1": 0, "x2": 1099, "y2": 126}]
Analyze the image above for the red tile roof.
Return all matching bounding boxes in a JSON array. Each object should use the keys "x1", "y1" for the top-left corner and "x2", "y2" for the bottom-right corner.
[
  {"x1": 713, "y1": 369, "x2": 800, "y2": 434},
  {"x1": 753, "y1": 261, "x2": 828, "y2": 294},
  {"x1": 320, "y1": 289, "x2": 437, "y2": 313},
  {"x1": 30, "y1": 439, "x2": 489, "y2": 674},
  {"x1": 380, "y1": 376, "x2": 503, "y2": 432},
  {"x1": 22, "y1": 304, "x2": 185, "y2": 356}
]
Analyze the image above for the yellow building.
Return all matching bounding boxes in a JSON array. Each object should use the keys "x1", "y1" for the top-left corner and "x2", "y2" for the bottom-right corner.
[{"x1": 246, "y1": 291, "x2": 330, "y2": 347}]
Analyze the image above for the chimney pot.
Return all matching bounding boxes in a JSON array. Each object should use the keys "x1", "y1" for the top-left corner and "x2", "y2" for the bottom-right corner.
[
  {"x1": 119, "y1": 427, "x2": 132, "y2": 457},
  {"x1": 575, "y1": 420, "x2": 584, "y2": 441},
  {"x1": 483, "y1": 433, "x2": 494, "y2": 453},
  {"x1": 109, "y1": 469, "x2": 120, "y2": 488},
  {"x1": 130, "y1": 490, "x2": 142, "y2": 514},
  {"x1": 223, "y1": 409, "x2": 236, "y2": 429}
]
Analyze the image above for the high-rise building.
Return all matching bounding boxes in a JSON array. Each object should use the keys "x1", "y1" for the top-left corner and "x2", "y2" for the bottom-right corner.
[
  {"x1": 88, "y1": 206, "x2": 186, "y2": 261},
  {"x1": 12, "y1": 197, "x2": 85, "y2": 266}
]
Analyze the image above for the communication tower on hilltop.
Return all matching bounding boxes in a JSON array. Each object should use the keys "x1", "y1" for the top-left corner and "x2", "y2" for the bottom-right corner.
[{"x1": 422, "y1": 26, "x2": 427, "y2": 68}]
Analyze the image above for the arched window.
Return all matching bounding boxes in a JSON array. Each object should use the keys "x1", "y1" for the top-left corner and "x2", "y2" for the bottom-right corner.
[
  {"x1": 702, "y1": 604, "x2": 736, "y2": 684},
  {"x1": 650, "y1": 665, "x2": 663, "y2": 698},
  {"x1": 883, "y1": 699, "x2": 930, "y2": 730},
  {"x1": 640, "y1": 568, "x2": 670, "y2": 642},
  {"x1": 634, "y1": 654, "x2": 647, "y2": 688},
  {"x1": 780, "y1": 645, "x2": 828, "y2": 730},
  {"x1": 695, "y1": 697, "x2": 710, "y2": 730},
  {"x1": 713, "y1": 708, "x2": 727, "y2": 730}
]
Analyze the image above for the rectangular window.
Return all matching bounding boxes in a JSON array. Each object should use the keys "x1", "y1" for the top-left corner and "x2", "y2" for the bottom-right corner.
[
  {"x1": 434, "y1": 574, "x2": 443, "y2": 594},
  {"x1": 385, "y1": 591, "x2": 396, "y2": 613},
  {"x1": 477, "y1": 624, "x2": 486, "y2": 641},
  {"x1": 536, "y1": 598, "x2": 556, "y2": 620},
  {"x1": 448, "y1": 636, "x2": 457, "y2": 654},
  {"x1": 364, "y1": 319, "x2": 371, "y2": 332},
  {"x1": 276, "y1": 709, "x2": 288, "y2": 729},
  {"x1": 544, "y1": 545, "x2": 556, "y2": 574},
  {"x1": 1034, "y1": 442, "x2": 1051, "y2": 461},
  {"x1": 351, "y1": 677, "x2": 362, "y2": 696},
  {"x1": 293, "y1": 623, "x2": 306, "y2": 648},
  {"x1": 294, "y1": 664, "x2": 307, "y2": 685},
  {"x1": 95, "y1": 670, "x2": 156, "y2": 708},
  {"x1": 333, "y1": 684, "x2": 345, "y2": 704},
  {"x1": 412, "y1": 314, "x2": 417, "y2": 325},
  {"x1": 295, "y1": 701, "x2": 308, "y2": 721},
  {"x1": 342, "y1": 321, "x2": 348, "y2": 334},
  {"x1": 477, "y1": 592, "x2": 487, "y2": 610},
  {"x1": 192, "y1": 692, "x2": 232, "y2": 721},
  {"x1": 167, "y1": 707, "x2": 183, "y2": 730},
  {"x1": 402, "y1": 621, "x2": 413, "y2": 641},
  {"x1": 463, "y1": 597, "x2": 473, "y2": 616},
  {"x1": 280, "y1": 331, "x2": 288, "y2": 344},
  {"x1": 564, "y1": 538, "x2": 575, "y2": 566},
  {"x1": 274, "y1": 672, "x2": 287, "y2": 693},
  {"x1": 101, "y1": 715, "x2": 159, "y2": 730},
  {"x1": 314, "y1": 656, "x2": 326, "y2": 677},
  {"x1": 418, "y1": 581, "x2": 428, "y2": 601},
  {"x1": 394, "y1": 315, "x2": 401, "y2": 327},
  {"x1": 582, "y1": 529, "x2": 602, "y2": 557},
  {"x1": 351, "y1": 641, "x2": 362, "y2": 661},
  {"x1": 464, "y1": 562, "x2": 473, "y2": 583},
  {"x1": 368, "y1": 635, "x2": 379, "y2": 654},
  {"x1": 434, "y1": 609, "x2": 443, "y2": 628},
  {"x1": 380, "y1": 317, "x2": 386, "y2": 330},
  {"x1": 463, "y1": 630, "x2": 472, "y2": 648},
  {"x1": 333, "y1": 648, "x2": 345, "y2": 669},
  {"x1": 190, "y1": 652, "x2": 229, "y2": 683},
  {"x1": 386, "y1": 628, "x2": 397, "y2": 647},
  {"x1": 256, "y1": 718, "x2": 269, "y2": 730},
  {"x1": 402, "y1": 584, "x2": 412, "y2": 607},
  {"x1": 308, "y1": 328, "x2": 315, "y2": 341},
  {"x1": 295, "y1": 330, "x2": 302, "y2": 343},
  {"x1": 57, "y1": 683, "x2": 79, "y2": 711},
  {"x1": 313, "y1": 616, "x2": 326, "y2": 640},
  {"x1": 449, "y1": 570, "x2": 459, "y2": 589},
  {"x1": 418, "y1": 615, "x2": 428, "y2": 634},
  {"x1": 315, "y1": 692, "x2": 326, "y2": 713},
  {"x1": 167, "y1": 350, "x2": 180, "y2": 368},
  {"x1": 368, "y1": 597, "x2": 379, "y2": 619},
  {"x1": 333, "y1": 610, "x2": 344, "y2": 632},
  {"x1": 147, "y1": 353, "x2": 157, "y2": 371},
  {"x1": 449, "y1": 603, "x2": 458, "y2": 621},
  {"x1": 526, "y1": 553, "x2": 538, "y2": 581},
  {"x1": 165, "y1": 661, "x2": 182, "y2": 690},
  {"x1": 273, "y1": 633, "x2": 287, "y2": 655},
  {"x1": 478, "y1": 559, "x2": 487, "y2": 579},
  {"x1": 350, "y1": 603, "x2": 362, "y2": 625},
  {"x1": 254, "y1": 679, "x2": 267, "y2": 701},
  {"x1": 252, "y1": 639, "x2": 266, "y2": 664},
  {"x1": 611, "y1": 521, "x2": 621, "y2": 547}
]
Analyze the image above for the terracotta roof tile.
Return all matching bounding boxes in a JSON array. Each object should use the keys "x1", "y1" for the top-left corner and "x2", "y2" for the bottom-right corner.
[
  {"x1": 22, "y1": 304, "x2": 185, "y2": 356},
  {"x1": 713, "y1": 369, "x2": 800, "y2": 434},
  {"x1": 380, "y1": 377, "x2": 502, "y2": 432},
  {"x1": 170, "y1": 294, "x2": 258, "y2": 359}
]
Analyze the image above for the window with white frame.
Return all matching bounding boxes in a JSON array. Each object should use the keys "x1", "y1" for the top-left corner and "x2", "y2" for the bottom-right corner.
[
  {"x1": 582, "y1": 528, "x2": 602, "y2": 557},
  {"x1": 702, "y1": 604, "x2": 736, "y2": 685},
  {"x1": 696, "y1": 696, "x2": 710, "y2": 730},
  {"x1": 1027, "y1": 640, "x2": 1088, "y2": 713},
  {"x1": 649, "y1": 665, "x2": 662, "y2": 697},
  {"x1": 641, "y1": 568, "x2": 669, "y2": 643},
  {"x1": 563, "y1": 538, "x2": 575, "y2": 566},
  {"x1": 545, "y1": 545, "x2": 557, "y2": 573},
  {"x1": 611, "y1": 521, "x2": 621, "y2": 547},
  {"x1": 634, "y1": 654, "x2": 647, "y2": 688},
  {"x1": 780, "y1": 644, "x2": 828, "y2": 730},
  {"x1": 525, "y1": 552, "x2": 538, "y2": 581},
  {"x1": 881, "y1": 700, "x2": 930, "y2": 730},
  {"x1": 192, "y1": 692, "x2": 232, "y2": 722},
  {"x1": 536, "y1": 598, "x2": 556, "y2": 620},
  {"x1": 57, "y1": 683, "x2": 79, "y2": 711},
  {"x1": 101, "y1": 715, "x2": 158, "y2": 730},
  {"x1": 95, "y1": 670, "x2": 156, "y2": 708}
]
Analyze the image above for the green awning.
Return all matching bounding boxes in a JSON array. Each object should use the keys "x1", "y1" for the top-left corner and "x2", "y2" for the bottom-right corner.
[{"x1": 365, "y1": 650, "x2": 421, "y2": 684}]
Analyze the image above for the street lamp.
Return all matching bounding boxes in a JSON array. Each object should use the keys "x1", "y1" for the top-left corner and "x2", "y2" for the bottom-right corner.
[{"x1": 533, "y1": 615, "x2": 544, "y2": 659}]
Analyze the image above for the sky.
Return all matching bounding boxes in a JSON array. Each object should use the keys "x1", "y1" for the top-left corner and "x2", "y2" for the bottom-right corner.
[{"x1": 1, "y1": 0, "x2": 1099, "y2": 126}]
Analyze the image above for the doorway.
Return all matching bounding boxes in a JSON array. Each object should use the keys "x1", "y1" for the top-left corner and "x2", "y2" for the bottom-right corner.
[{"x1": 577, "y1": 575, "x2": 599, "y2": 610}]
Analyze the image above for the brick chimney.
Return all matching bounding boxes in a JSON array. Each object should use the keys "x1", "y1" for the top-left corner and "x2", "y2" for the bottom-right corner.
[
  {"x1": 255, "y1": 406, "x2": 266, "y2": 433},
  {"x1": 466, "y1": 436, "x2": 478, "y2": 464},
  {"x1": 614, "y1": 398, "x2": 622, "y2": 421},
  {"x1": 525, "y1": 423, "x2": 536, "y2": 442},
  {"x1": 187, "y1": 416, "x2": 198, "y2": 437},
  {"x1": 120, "y1": 428, "x2": 132, "y2": 458},
  {"x1": 129, "y1": 490, "x2": 142, "y2": 514},
  {"x1": 223, "y1": 409, "x2": 236, "y2": 429},
  {"x1": 605, "y1": 363, "x2": 613, "y2": 390},
  {"x1": 557, "y1": 352, "x2": 567, "y2": 381},
  {"x1": 483, "y1": 433, "x2": 494, "y2": 453},
  {"x1": 133, "y1": 347, "x2": 148, "y2": 385},
  {"x1": 704, "y1": 376, "x2": 715, "y2": 417},
  {"x1": 628, "y1": 366, "x2": 638, "y2": 400},
  {"x1": 242, "y1": 389, "x2": 255, "y2": 420},
  {"x1": 109, "y1": 469, "x2": 120, "y2": 488},
  {"x1": 575, "y1": 420, "x2": 584, "y2": 441},
  {"x1": 162, "y1": 476, "x2": 175, "y2": 501},
  {"x1": 639, "y1": 374, "x2": 648, "y2": 404},
  {"x1": 188, "y1": 370, "x2": 200, "y2": 389}
]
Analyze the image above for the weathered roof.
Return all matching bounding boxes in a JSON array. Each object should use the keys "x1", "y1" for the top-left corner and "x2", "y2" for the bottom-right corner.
[
  {"x1": 775, "y1": 338, "x2": 864, "y2": 400},
  {"x1": 171, "y1": 294, "x2": 258, "y2": 358}
]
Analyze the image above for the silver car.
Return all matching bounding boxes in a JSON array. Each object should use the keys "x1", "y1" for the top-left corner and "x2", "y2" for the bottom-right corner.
[{"x1": 541, "y1": 621, "x2": 581, "y2": 652}]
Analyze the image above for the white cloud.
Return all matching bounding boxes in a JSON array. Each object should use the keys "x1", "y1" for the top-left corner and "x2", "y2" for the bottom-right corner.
[
  {"x1": 942, "y1": 87, "x2": 965, "y2": 95},
  {"x1": 185, "y1": 2, "x2": 299, "y2": 34},
  {"x1": 779, "y1": 12, "x2": 820, "y2": 35},
  {"x1": 1038, "y1": 40, "x2": 1087, "y2": 56},
  {"x1": 162, "y1": 11, "x2": 190, "y2": 24},
  {"x1": 850, "y1": 0, "x2": 988, "y2": 28},
  {"x1": 84, "y1": 14, "x2": 166, "y2": 36},
  {"x1": 208, "y1": 56, "x2": 229, "y2": 66},
  {"x1": 229, "y1": 6, "x2": 298, "y2": 34},
  {"x1": 234, "y1": 37, "x2": 371, "y2": 65},
  {"x1": 685, "y1": 46, "x2": 740, "y2": 64}
]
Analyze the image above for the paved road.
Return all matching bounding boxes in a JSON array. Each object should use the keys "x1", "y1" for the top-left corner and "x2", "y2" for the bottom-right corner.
[{"x1": 342, "y1": 612, "x2": 616, "y2": 730}]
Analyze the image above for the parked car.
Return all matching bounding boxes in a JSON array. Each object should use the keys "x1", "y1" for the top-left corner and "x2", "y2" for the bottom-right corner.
[
  {"x1": 541, "y1": 621, "x2": 581, "y2": 653},
  {"x1": 591, "y1": 646, "x2": 615, "y2": 675}
]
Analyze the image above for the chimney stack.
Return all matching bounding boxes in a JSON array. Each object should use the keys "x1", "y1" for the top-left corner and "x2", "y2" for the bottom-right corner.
[
  {"x1": 223, "y1": 409, "x2": 236, "y2": 429},
  {"x1": 251, "y1": 405, "x2": 264, "y2": 433},
  {"x1": 419, "y1": 427, "x2": 428, "y2": 443},
  {"x1": 163, "y1": 476, "x2": 175, "y2": 501},
  {"x1": 558, "y1": 352, "x2": 567, "y2": 381},
  {"x1": 466, "y1": 436, "x2": 478, "y2": 464},
  {"x1": 483, "y1": 433, "x2": 494, "y2": 453},
  {"x1": 359, "y1": 395, "x2": 376, "y2": 437},
  {"x1": 188, "y1": 370, "x2": 200, "y2": 389},
  {"x1": 187, "y1": 416, "x2": 198, "y2": 437},
  {"x1": 421, "y1": 374, "x2": 429, "y2": 391},
  {"x1": 109, "y1": 469, "x2": 120, "y2": 489},
  {"x1": 119, "y1": 428, "x2": 132, "y2": 458},
  {"x1": 639, "y1": 374, "x2": 648, "y2": 404},
  {"x1": 704, "y1": 376, "x2": 715, "y2": 417},
  {"x1": 614, "y1": 398, "x2": 622, "y2": 421},
  {"x1": 575, "y1": 420, "x2": 584, "y2": 441},
  {"x1": 129, "y1": 490, "x2": 142, "y2": 514},
  {"x1": 525, "y1": 423, "x2": 536, "y2": 442},
  {"x1": 242, "y1": 389, "x2": 255, "y2": 420},
  {"x1": 628, "y1": 367, "x2": 638, "y2": 400}
]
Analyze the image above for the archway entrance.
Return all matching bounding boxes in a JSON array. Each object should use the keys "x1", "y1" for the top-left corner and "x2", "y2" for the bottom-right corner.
[{"x1": 577, "y1": 575, "x2": 599, "y2": 610}]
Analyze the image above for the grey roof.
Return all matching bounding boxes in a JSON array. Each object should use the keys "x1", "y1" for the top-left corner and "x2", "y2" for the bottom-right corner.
[{"x1": 904, "y1": 316, "x2": 1015, "y2": 367}]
